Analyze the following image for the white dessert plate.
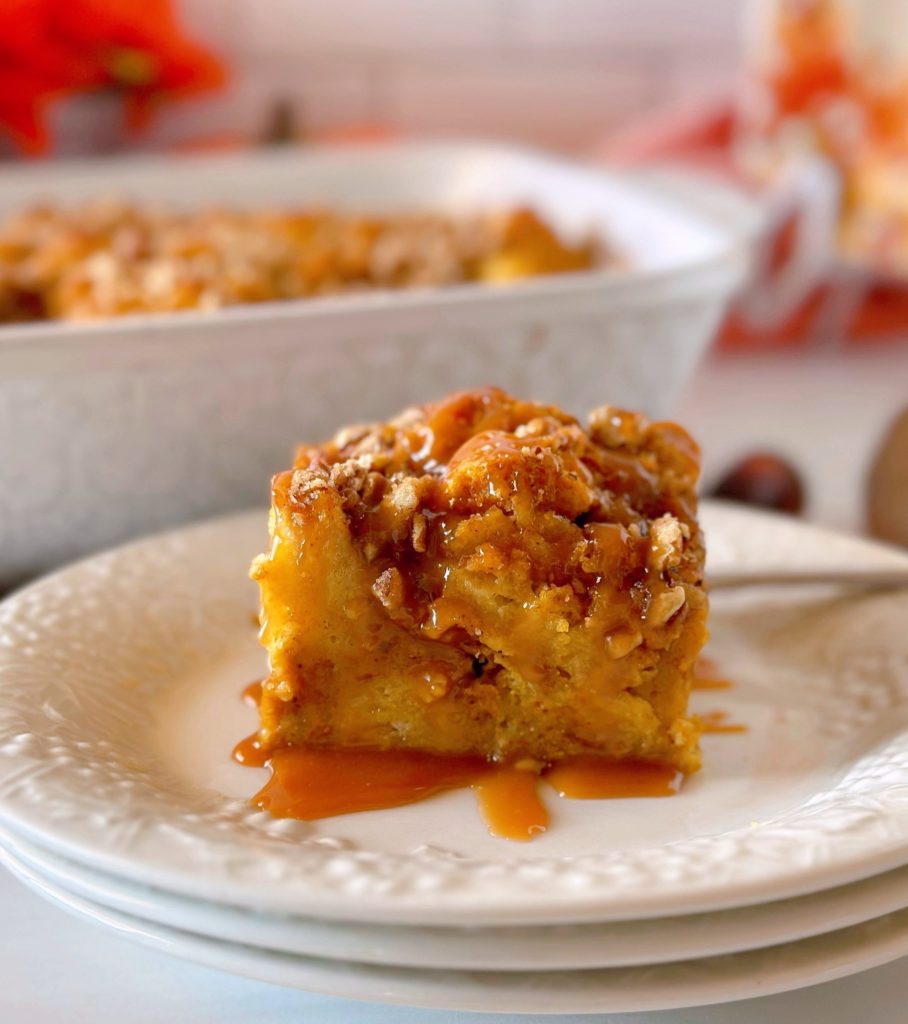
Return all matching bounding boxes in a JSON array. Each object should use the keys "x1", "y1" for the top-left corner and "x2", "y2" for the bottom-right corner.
[
  {"x1": 4, "y1": 819, "x2": 908, "y2": 971},
  {"x1": 5, "y1": 841, "x2": 908, "y2": 1015},
  {"x1": 1, "y1": 504, "x2": 908, "y2": 927}
]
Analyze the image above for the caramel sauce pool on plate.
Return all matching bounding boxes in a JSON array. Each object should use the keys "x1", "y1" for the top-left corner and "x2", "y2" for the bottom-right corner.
[
  {"x1": 234, "y1": 664, "x2": 743, "y2": 842},
  {"x1": 240, "y1": 747, "x2": 683, "y2": 842},
  {"x1": 234, "y1": 691, "x2": 684, "y2": 841}
]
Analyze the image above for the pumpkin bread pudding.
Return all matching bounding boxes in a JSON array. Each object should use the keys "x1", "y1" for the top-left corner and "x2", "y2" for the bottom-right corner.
[
  {"x1": 250, "y1": 388, "x2": 708, "y2": 776},
  {"x1": 0, "y1": 204, "x2": 599, "y2": 322}
]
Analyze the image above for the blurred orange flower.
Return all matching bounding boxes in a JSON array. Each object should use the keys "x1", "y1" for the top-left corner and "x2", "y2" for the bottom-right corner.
[{"x1": 0, "y1": 0, "x2": 227, "y2": 154}]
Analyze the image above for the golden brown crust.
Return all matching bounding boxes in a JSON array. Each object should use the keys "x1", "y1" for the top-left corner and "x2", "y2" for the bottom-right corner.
[{"x1": 253, "y1": 388, "x2": 707, "y2": 772}]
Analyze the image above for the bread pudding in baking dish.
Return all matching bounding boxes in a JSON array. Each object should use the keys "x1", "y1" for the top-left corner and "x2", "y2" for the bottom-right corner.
[
  {"x1": 0, "y1": 203, "x2": 601, "y2": 323},
  {"x1": 249, "y1": 388, "x2": 707, "y2": 784}
]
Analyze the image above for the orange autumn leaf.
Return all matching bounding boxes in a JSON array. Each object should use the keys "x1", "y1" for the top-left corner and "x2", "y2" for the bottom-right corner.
[
  {"x1": 0, "y1": 0, "x2": 227, "y2": 154},
  {"x1": 0, "y1": 70, "x2": 60, "y2": 155},
  {"x1": 768, "y1": 0, "x2": 849, "y2": 117}
]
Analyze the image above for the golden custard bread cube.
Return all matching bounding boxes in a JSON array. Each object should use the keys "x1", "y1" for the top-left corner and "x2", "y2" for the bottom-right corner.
[{"x1": 251, "y1": 388, "x2": 708, "y2": 773}]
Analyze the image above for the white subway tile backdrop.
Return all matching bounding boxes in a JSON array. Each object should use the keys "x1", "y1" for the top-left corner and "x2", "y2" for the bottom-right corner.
[{"x1": 149, "y1": 0, "x2": 746, "y2": 152}]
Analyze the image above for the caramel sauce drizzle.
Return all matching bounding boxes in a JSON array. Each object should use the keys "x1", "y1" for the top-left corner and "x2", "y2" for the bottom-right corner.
[
  {"x1": 232, "y1": 731, "x2": 268, "y2": 767},
  {"x1": 691, "y1": 677, "x2": 733, "y2": 691},
  {"x1": 691, "y1": 657, "x2": 746, "y2": 733},
  {"x1": 698, "y1": 710, "x2": 748, "y2": 734},
  {"x1": 242, "y1": 746, "x2": 686, "y2": 841},
  {"x1": 255, "y1": 747, "x2": 487, "y2": 821},
  {"x1": 473, "y1": 766, "x2": 549, "y2": 842},
  {"x1": 546, "y1": 756, "x2": 683, "y2": 798},
  {"x1": 691, "y1": 655, "x2": 733, "y2": 690},
  {"x1": 236, "y1": 659, "x2": 748, "y2": 841},
  {"x1": 241, "y1": 681, "x2": 263, "y2": 706},
  {"x1": 695, "y1": 655, "x2": 720, "y2": 677},
  {"x1": 235, "y1": 684, "x2": 692, "y2": 841}
]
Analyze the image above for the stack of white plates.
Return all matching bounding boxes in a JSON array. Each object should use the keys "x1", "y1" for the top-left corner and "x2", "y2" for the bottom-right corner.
[{"x1": 2, "y1": 503, "x2": 908, "y2": 1014}]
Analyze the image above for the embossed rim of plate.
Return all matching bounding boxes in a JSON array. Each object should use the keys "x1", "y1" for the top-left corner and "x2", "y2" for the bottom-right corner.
[
  {"x1": 2, "y1": 506, "x2": 908, "y2": 926},
  {"x1": 6, "y1": 839, "x2": 908, "y2": 1014},
  {"x1": 5, "y1": 819, "x2": 908, "y2": 970}
]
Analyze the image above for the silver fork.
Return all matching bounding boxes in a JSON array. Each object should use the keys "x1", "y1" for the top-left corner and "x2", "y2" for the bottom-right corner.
[{"x1": 708, "y1": 569, "x2": 908, "y2": 591}]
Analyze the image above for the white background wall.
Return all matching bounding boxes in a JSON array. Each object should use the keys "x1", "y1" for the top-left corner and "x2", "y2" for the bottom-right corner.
[{"x1": 141, "y1": 0, "x2": 748, "y2": 153}]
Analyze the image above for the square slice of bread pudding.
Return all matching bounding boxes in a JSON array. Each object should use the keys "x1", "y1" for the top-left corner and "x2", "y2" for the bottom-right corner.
[{"x1": 251, "y1": 388, "x2": 708, "y2": 774}]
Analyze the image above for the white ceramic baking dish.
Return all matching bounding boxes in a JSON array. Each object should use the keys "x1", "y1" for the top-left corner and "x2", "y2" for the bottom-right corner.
[{"x1": 0, "y1": 142, "x2": 759, "y2": 584}]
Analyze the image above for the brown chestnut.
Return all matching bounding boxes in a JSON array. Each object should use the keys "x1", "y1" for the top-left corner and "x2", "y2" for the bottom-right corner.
[{"x1": 710, "y1": 452, "x2": 806, "y2": 515}]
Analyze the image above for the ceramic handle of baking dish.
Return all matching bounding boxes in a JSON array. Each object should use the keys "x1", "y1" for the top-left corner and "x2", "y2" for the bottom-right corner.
[{"x1": 735, "y1": 157, "x2": 841, "y2": 329}]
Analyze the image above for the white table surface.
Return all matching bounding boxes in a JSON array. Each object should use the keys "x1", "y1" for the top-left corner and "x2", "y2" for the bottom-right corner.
[{"x1": 2, "y1": 344, "x2": 907, "y2": 1022}]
